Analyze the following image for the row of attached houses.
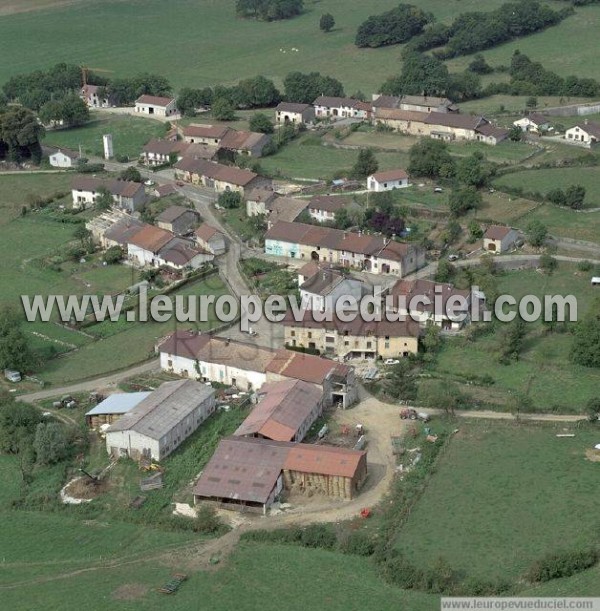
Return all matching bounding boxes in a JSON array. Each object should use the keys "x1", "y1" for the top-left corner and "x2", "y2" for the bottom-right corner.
[
  {"x1": 274, "y1": 94, "x2": 455, "y2": 125},
  {"x1": 158, "y1": 331, "x2": 357, "y2": 409},
  {"x1": 173, "y1": 157, "x2": 270, "y2": 196},
  {"x1": 71, "y1": 177, "x2": 147, "y2": 212},
  {"x1": 86, "y1": 210, "x2": 216, "y2": 270},
  {"x1": 283, "y1": 311, "x2": 421, "y2": 360},
  {"x1": 264, "y1": 220, "x2": 425, "y2": 276},
  {"x1": 373, "y1": 108, "x2": 509, "y2": 145}
]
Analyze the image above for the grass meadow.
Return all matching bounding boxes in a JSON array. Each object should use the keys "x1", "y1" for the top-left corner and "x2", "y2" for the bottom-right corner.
[
  {"x1": 45, "y1": 113, "x2": 168, "y2": 159},
  {"x1": 429, "y1": 265, "x2": 600, "y2": 411},
  {"x1": 396, "y1": 419, "x2": 600, "y2": 582},
  {"x1": 495, "y1": 167, "x2": 600, "y2": 207},
  {"x1": 0, "y1": 0, "x2": 522, "y2": 94}
]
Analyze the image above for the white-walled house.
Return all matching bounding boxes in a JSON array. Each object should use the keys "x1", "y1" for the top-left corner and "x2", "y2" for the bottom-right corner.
[
  {"x1": 194, "y1": 223, "x2": 227, "y2": 255},
  {"x1": 275, "y1": 102, "x2": 315, "y2": 124},
  {"x1": 483, "y1": 225, "x2": 519, "y2": 253},
  {"x1": 49, "y1": 149, "x2": 79, "y2": 168},
  {"x1": 105, "y1": 380, "x2": 216, "y2": 461},
  {"x1": 313, "y1": 96, "x2": 371, "y2": 120},
  {"x1": 134, "y1": 95, "x2": 177, "y2": 117},
  {"x1": 307, "y1": 195, "x2": 349, "y2": 224},
  {"x1": 71, "y1": 177, "x2": 146, "y2": 212},
  {"x1": 513, "y1": 113, "x2": 550, "y2": 133},
  {"x1": 367, "y1": 169, "x2": 409, "y2": 192},
  {"x1": 158, "y1": 332, "x2": 276, "y2": 391},
  {"x1": 565, "y1": 122, "x2": 600, "y2": 147}
]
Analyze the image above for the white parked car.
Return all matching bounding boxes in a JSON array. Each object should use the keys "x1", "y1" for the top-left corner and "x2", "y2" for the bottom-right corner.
[
  {"x1": 384, "y1": 359, "x2": 400, "y2": 365},
  {"x1": 144, "y1": 179, "x2": 155, "y2": 186},
  {"x1": 4, "y1": 369, "x2": 21, "y2": 383}
]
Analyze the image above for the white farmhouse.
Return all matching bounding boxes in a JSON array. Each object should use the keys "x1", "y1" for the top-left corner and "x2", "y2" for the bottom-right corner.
[
  {"x1": 105, "y1": 380, "x2": 216, "y2": 461},
  {"x1": 49, "y1": 149, "x2": 79, "y2": 168},
  {"x1": 134, "y1": 95, "x2": 177, "y2": 117},
  {"x1": 158, "y1": 332, "x2": 276, "y2": 391},
  {"x1": 367, "y1": 169, "x2": 409, "y2": 192},
  {"x1": 564, "y1": 122, "x2": 600, "y2": 147},
  {"x1": 513, "y1": 113, "x2": 550, "y2": 133}
]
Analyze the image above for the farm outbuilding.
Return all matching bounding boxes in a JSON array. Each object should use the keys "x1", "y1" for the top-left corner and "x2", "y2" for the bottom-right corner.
[
  {"x1": 105, "y1": 380, "x2": 216, "y2": 461},
  {"x1": 85, "y1": 391, "x2": 151, "y2": 429},
  {"x1": 193, "y1": 436, "x2": 367, "y2": 513}
]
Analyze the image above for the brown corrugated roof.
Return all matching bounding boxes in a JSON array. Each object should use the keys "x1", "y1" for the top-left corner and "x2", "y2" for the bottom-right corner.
[
  {"x1": 266, "y1": 349, "x2": 350, "y2": 385},
  {"x1": 573, "y1": 121, "x2": 600, "y2": 139},
  {"x1": 174, "y1": 158, "x2": 258, "y2": 186},
  {"x1": 135, "y1": 94, "x2": 175, "y2": 106},
  {"x1": 193, "y1": 435, "x2": 366, "y2": 504},
  {"x1": 284, "y1": 443, "x2": 366, "y2": 478},
  {"x1": 128, "y1": 225, "x2": 174, "y2": 252},
  {"x1": 299, "y1": 268, "x2": 345, "y2": 296},
  {"x1": 143, "y1": 139, "x2": 189, "y2": 155},
  {"x1": 104, "y1": 218, "x2": 146, "y2": 245},
  {"x1": 269, "y1": 196, "x2": 308, "y2": 224},
  {"x1": 476, "y1": 124, "x2": 509, "y2": 141},
  {"x1": 246, "y1": 187, "x2": 277, "y2": 204},
  {"x1": 370, "y1": 168, "x2": 408, "y2": 183},
  {"x1": 193, "y1": 436, "x2": 289, "y2": 505},
  {"x1": 234, "y1": 379, "x2": 322, "y2": 442}
]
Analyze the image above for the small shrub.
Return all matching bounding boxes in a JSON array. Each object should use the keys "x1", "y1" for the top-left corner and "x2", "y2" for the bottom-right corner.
[
  {"x1": 299, "y1": 524, "x2": 337, "y2": 550},
  {"x1": 339, "y1": 530, "x2": 376, "y2": 556},
  {"x1": 577, "y1": 260, "x2": 593, "y2": 272},
  {"x1": 525, "y1": 548, "x2": 599, "y2": 583}
]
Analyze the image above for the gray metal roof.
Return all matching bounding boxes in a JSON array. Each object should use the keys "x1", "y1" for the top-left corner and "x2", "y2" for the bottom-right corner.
[
  {"x1": 85, "y1": 392, "x2": 151, "y2": 416},
  {"x1": 106, "y1": 380, "x2": 214, "y2": 440}
]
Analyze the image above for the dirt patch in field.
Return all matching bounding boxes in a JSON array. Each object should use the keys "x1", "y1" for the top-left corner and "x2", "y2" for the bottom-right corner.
[
  {"x1": 112, "y1": 583, "x2": 148, "y2": 601},
  {"x1": 64, "y1": 475, "x2": 109, "y2": 500},
  {"x1": 585, "y1": 448, "x2": 600, "y2": 462}
]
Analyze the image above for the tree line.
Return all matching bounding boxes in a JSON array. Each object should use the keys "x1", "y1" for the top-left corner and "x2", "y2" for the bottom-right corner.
[
  {"x1": 408, "y1": 0, "x2": 572, "y2": 59},
  {"x1": 355, "y1": 4, "x2": 433, "y2": 48},
  {"x1": 235, "y1": 0, "x2": 303, "y2": 21}
]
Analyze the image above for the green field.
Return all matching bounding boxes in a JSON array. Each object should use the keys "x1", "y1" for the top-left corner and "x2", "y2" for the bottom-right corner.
[
  {"x1": 446, "y1": 4, "x2": 600, "y2": 82},
  {"x1": 46, "y1": 113, "x2": 168, "y2": 159},
  {"x1": 0, "y1": 173, "x2": 74, "y2": 225},
  {"x1": 39, "y1": 273, "x2": 229, "y2": 386},
  {"x1": 458, "y1": 95, "x2": 597, "y2": 116},
  {"x1": 396, "y1": 420, "x2": 600, "y2": 582},
  {"x1": 430, "y1": 265, "x2": 600, "y2": 411},
  {"x1": 0, "y1": 0, "x2": 514, "y2": 95},
  {"x1": 495, "y1": 167, "x2": 600, "y2": 206},
  {"x1": 261, "y1": 133, "x2": 407, "y2": 180}
]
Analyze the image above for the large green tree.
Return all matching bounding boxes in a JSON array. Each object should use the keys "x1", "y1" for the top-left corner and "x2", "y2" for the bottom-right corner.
[
  {"x1": 283, "y1": 71, "x2": 344, "y2": 104},
  {"x1": 0, "y1": 106, "x2": 45, "y2": 163},
  {"x1": 351, "y1": 148, "x2": 378, "y2": 179},
  {"x1": 0, "y1": 396, "x2": 43, "y2": 454},
  {"x1": 571, "y1": 299, "x2": 600, "y2": 368},
  {"x1": 408, "y1": 139, "x2": 455, "y2": 179},
  {"x1": 0, "y1": 306, "x2": 37, "y2": 373},
  {"x1": 33, "y1": 422, "x2": 70, "y2": 465}
]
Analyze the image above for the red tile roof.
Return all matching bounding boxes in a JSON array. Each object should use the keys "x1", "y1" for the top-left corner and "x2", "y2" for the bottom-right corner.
[
  {"x1": 182, "y1": 124, "x2": 231, "y2": 139},
  {"x1": 309, "y1": 195, "x2": 349, "y2": 213},
  {"x1": 194, "y1": 222, "x2": 222, "y2": 242}
]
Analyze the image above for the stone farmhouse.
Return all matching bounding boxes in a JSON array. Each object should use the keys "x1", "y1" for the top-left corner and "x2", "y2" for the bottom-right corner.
[
  {"x1": 313, "y1": 96, "x2": 372, "y2": 120},
  {"x1": 282, "y1": 311, "x2": 420, "y2": 360},
  {"x1": 483, "y1": 225, "x2": 519, "y2": 253},
  {"x1": 155, "y1": 205, "x2": 200, "y2": 235},
  {"x1": 372, "y1": 94, "x2": 457, "y2": 114}
]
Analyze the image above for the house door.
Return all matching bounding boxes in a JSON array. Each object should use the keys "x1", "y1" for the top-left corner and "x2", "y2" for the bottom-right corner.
[{"x1": 311, "y1": 251, "x2": 319, "y2": 261}]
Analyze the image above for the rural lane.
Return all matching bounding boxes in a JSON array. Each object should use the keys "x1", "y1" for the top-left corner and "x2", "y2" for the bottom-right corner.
[{"x1": 17, "y1": 359, "x2": 160, "y2": 403}]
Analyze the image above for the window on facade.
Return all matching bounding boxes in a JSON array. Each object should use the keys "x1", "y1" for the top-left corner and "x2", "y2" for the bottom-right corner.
[
  {"x1": 326, "y1": 336, "x2": 334, "y2": 343},
  {"x1": 290, "y1": 330, "x2": 295, "y2": 337},
  {"x1": 385, "y1": 341, "x2": 390, "y2": 349},
  {"x1": 308, "y1": 332, "x2": 312, "y2": 339},
  {"x1": 366, "y1": 342, "x2": 372, "y2": 349}
]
